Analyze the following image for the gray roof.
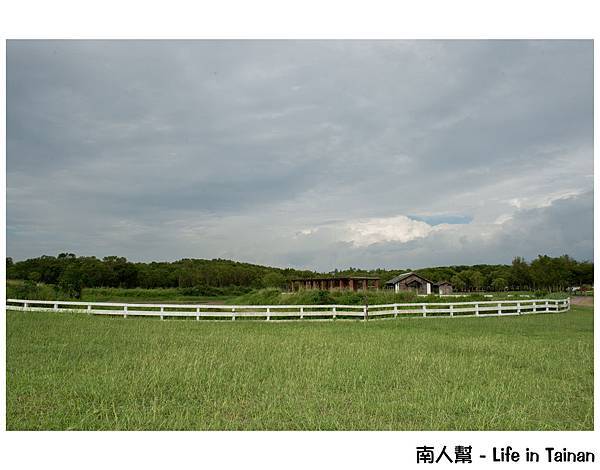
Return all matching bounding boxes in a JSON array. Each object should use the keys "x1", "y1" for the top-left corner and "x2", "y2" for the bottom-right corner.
[
  {"x1": 385, "y1": 271, "x2": 433, "y2": 285},
  {"x1": 386, "y1": 271, "x2": 452, "y2": 287},
  {"x1": 290, "y1": 276, "x2": 380, "y2": 282}
]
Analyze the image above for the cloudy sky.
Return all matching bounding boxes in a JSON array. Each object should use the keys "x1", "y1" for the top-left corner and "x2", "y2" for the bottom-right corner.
[{"x1": 6, "y1": 40, "x2": 593, "y2": 270}]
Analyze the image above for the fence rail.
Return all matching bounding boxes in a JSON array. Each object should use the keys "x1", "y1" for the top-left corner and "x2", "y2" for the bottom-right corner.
[{"x1": 6, "y1": 298, "x2": 570, "y2": 321}]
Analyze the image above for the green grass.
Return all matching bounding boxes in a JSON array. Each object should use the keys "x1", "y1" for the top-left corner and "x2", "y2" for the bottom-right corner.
[
  {"x1": 80, "y1": 287, "x2": 239, "y2": 303},
  {"x1": 235, "y1": 288, "x2": 569, "y2": 305},
  {"x1": 5, "y1": 281, "x2": 241, "y2": 304},
  {"x1": 6, "y1": 305, "x2": 592, "y2": 430}
]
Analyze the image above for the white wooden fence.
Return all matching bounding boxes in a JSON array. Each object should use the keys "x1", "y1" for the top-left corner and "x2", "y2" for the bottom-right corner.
[{"x1": 6, "y1": 298, "x2": 570, "y2": 321}]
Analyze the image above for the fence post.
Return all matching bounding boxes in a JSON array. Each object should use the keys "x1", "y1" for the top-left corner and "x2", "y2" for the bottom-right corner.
[
  {"x1": 517, "y1": 302, "x2": 521, "y2": 315},
  {"x1": 475, "y1": 303, "x2": 479, "y2": 316},
  {"x1": 449, "y1": 304, "x2": 454, "y2": 317},
  {"x1": 124, "y1": 305, "x2": 128, "y2": 318},
  {"x1": 422, "y1": 304, "x2": 426, "y2": 318},
  {"x1": 333, "y1": 306, "x2": 336, "y2": 320},
  {"x1": 267, "y1": 307, "x2": 271, "y2": 321},
  {"x1": 87, "y1": 304, "x2": 92, "y2": 315},
  {"x1": 300, "y1": 307, "x2": 304, "y2": 319},
  {"x1": 554, "y1": 300, "x2": 559, "y2": 312},
  {"x1": 545, "y1": 300, "x2": 549, "y2": 312},
  {"x1": 54, "y1": 303, "x2": 58, "y2": 312},
  {"x1": 394, "y1": 304, "x2": 398, "y2": 318},
  {"x1": 24, "y1": 302, "x2": 28, "y2": 310},
  {"x1": 160, "y1": 306, "x2": 164, "y2": 321},
  {"x1": 363, "y1": 305, "x2": 368, "y2": 321},
  {"x1": 195, "y1": 307, "x2": 199, "y2": 321},
  {"x1": 232, "y1": 307, "x2": 236, "y2": 321}
]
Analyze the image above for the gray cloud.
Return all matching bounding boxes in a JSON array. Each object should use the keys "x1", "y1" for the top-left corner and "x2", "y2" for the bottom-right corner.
[{"x1": 7, "y1": 40, "x2": 593, "y2": 270}]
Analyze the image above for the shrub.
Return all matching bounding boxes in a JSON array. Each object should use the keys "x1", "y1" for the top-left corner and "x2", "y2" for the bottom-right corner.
[
  {"x1": 235, "y1": 288, "x2": 284, "y2": 305},
  {"x1": 6, "y1": 280, "x2": 60, "y2": 300}
]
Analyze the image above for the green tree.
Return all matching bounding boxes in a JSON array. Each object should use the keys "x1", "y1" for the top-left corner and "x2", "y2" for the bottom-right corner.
[
  {"x1": 530, "y1": 255, "x2": 559, "y2": 291},
  {"x1": 509, "y1": 256, "x2": 531, "y2": 290},
  {"x1": 461, "y1": 269, "x2": 484, "y2": 291},
  {"x1": 58, "y1": 264, "x2": 83, "y2": 299},
  {"x1": 491, "y1": 277, "x2": 507, "y2": 291},
  {"x1": 451, "y1": 274, "x2": 466, "y2": 292},
  {"x1": 262, "y1": 272, "x2": 286, "y2": 288},
  {"x1": 470, "y1": 270, "x2": 485, "y2": 291}
]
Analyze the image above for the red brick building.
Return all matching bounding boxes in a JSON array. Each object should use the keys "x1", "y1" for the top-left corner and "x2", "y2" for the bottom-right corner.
[{"x1": 289, "y1": 276, "x2": 380, "y2": 291}]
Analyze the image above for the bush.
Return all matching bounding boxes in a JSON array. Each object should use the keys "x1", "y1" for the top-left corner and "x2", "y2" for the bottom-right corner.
[
  {"x1": 179, "y1": 285, "x2": 254, "y2": 297},
  {"x1": 235, "y1": 288, "x2": 284, "y2": 305},
  {"x1": 6, "y1": 280, "x2": 60, "y2": 300},
  {"x1": 288, "y1": 289, "x2": 336, "y2": 305},
  {"x1": 233, "y1": 288, "x2": 500, "y2": 306},
  {"x1": 261, "y1": 272, "x2": 286, "y2": 288}
]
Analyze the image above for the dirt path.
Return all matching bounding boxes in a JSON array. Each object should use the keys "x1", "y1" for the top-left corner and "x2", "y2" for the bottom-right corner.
[{"x1": 570, "y1": 296, "x2": 593, "y2": 306}]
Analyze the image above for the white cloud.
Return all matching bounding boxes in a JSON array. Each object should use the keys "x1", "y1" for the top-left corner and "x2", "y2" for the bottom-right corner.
[{"x1": 341, "y1": 215, "x2": 433, "y2": 247}]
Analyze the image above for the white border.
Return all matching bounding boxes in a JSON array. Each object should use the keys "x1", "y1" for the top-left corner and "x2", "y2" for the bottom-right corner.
[{"x1": 0, "y1": 0, "x2": 598, "y2": 39}]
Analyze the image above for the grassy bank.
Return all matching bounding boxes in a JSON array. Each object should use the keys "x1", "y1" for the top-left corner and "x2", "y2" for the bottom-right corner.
[
  {"x1": 5, "y1": 280, "x2": 242, "y2": 304},
  {"x1": 81, "y1": 287, "x2": 240, "y2": 303},
  {"x1": 234, "y1": 288, "x2": 569, "y2": 305},
  {"x1": 6, "y1": 280, "x2": 570, "y2": 305},
  {"x1": 6, "y1": 305, "x2": 593, "y2": 430}
]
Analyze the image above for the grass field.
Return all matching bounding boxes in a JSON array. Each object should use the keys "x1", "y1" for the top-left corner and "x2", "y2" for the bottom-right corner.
[{"x1": 6, "y1": 305, "x2": 593, "y2": 430}]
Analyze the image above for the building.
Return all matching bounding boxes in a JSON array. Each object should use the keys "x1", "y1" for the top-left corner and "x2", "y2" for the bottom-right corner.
[
  {"x1": 289, "y1": 276, "x2": 380, "y2": 292},
  {"x1": 433, "y1": 281, "x2": 453, "y2": 295},
  {"x1": 385, "y1": 272, "x2": 433, "y2": 294},
  {"x1": 385, "y1": 272, "x2": 453, "y2": 295}
]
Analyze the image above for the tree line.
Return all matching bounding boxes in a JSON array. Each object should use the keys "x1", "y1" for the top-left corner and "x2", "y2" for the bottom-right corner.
[
  {"x1": 338, "y1": 255, "x2": 592, "y2": 292},
  {"x1": 6, "y1": 254, "x2": 314, "y2": 297},
  {"x1": 6, "y1": 253, "x2": 593, "y2": 298}
]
